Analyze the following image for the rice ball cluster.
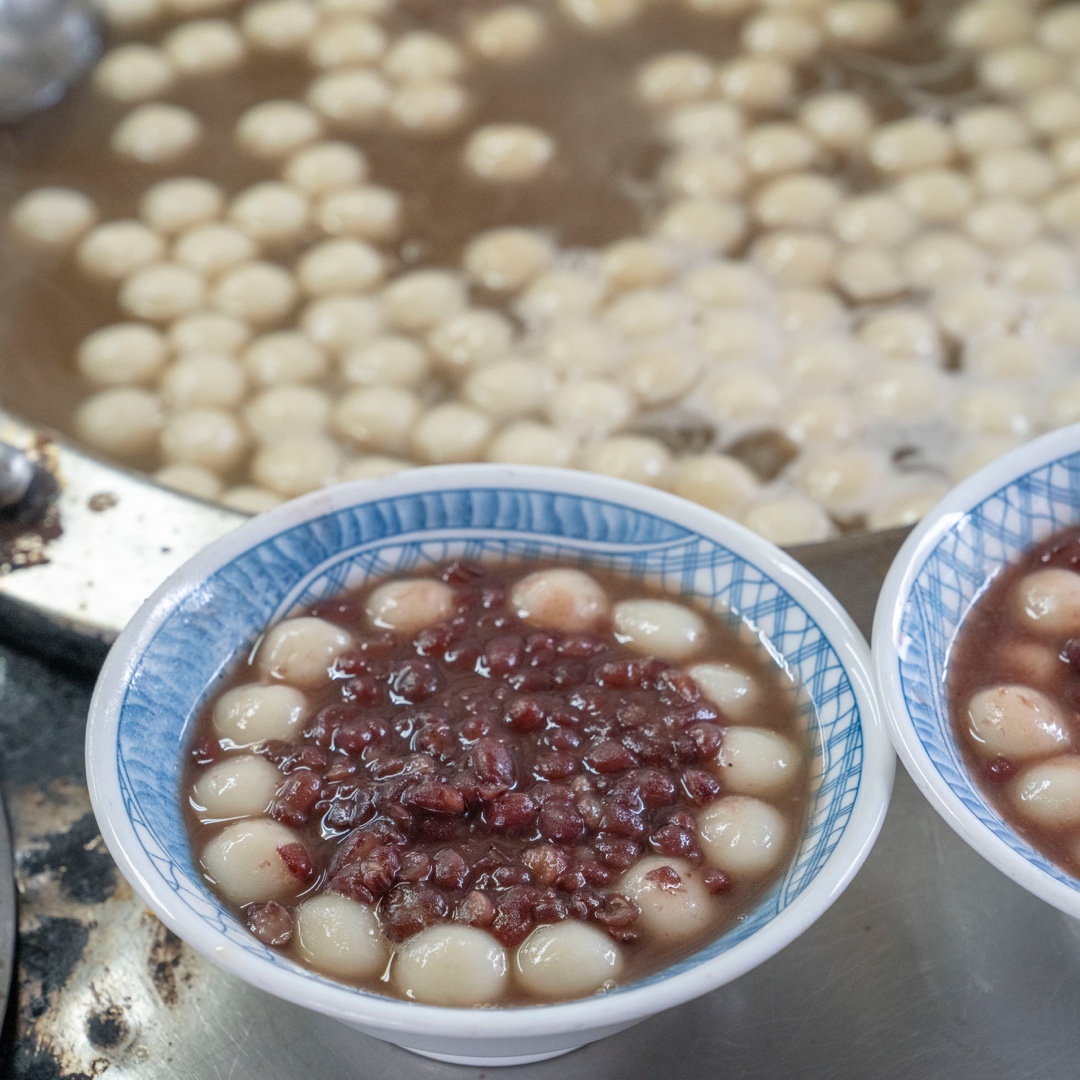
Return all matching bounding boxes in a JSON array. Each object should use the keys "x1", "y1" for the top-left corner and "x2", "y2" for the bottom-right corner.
[{"x1": 13, "y1": 0, "x2": 1080, "y2": 539}]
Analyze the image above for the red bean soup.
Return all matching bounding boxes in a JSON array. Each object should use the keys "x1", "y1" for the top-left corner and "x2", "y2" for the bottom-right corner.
[
  {"x1": 184, "y1": 558, "x2": 812, "y2": 1006},
  {"x1": 950, "y1": 524, "x2": 1080, "y2": 876}
]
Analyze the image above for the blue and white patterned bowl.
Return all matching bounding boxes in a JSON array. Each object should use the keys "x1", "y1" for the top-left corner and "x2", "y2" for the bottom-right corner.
[
  {"x1": 86, "y1": 465, "x2": 892, "y2": 1065},
  {"x1": 874, "y1": 425, "x2": 1080, "y2": 918}
]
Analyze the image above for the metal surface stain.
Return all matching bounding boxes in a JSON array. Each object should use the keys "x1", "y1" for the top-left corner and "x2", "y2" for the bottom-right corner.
[
  {"x1": 85, "y1": 495, "x2": 116, "y2": 514},
  {"x1": 146, "y1": 926, "x2": 186, "y2": 1009}
]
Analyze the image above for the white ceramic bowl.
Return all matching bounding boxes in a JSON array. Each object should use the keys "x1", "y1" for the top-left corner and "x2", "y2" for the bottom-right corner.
[
  {"x1": 86, "y1": 464, "x2": 892, "y2": 1066},
  {"x1": 874, "y1": 424, "x2": 1080, "y2": 918}
]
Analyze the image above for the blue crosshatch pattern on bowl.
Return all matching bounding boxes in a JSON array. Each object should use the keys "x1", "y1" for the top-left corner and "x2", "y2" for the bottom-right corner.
[
  {"x1": 899, "y1": 451, "x2": 1080, "y2": 893},
  {"x1": 115, "y1": 486, "x2": 865, "y2": 998}
]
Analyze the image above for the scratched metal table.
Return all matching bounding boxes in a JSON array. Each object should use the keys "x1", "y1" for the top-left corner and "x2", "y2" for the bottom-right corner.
[{"x1": 1, "y1": 519, "x2": 1078, "y2": 1080}]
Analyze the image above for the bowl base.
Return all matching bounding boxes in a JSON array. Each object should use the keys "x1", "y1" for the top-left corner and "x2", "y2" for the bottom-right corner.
[{"x1": 405, "y1": 1046, "x2": 580, "y2": 1066}]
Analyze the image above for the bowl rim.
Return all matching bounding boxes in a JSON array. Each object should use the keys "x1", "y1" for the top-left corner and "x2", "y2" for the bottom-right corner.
[
  {"x1": 87, "y1": 463, "x2": 894, "y2": 1040},
  {"x1": 872, "y1": 424, "x2": 1080, "y2": 919}
]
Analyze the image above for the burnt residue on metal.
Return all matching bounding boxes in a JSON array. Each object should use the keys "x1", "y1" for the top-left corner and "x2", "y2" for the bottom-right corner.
[
  {"x1": 85, "y1": 493, "x2": 116, "y2": 513},
  {"x1": 148, "y1": 923, "x2": 185, "y2": 1007},
  {"x1": 84, "y1": 1004, "x2": 128, "y2": 1052},
  {"x1": 19, "y1": 918, "x2": 88, "y2": 1013},
  {"x1": 18, "y1": 814, "x2": 116, "y2": 906},
  {"x1": 0, "y1": 439, "x2": 62, "y2": 574}
]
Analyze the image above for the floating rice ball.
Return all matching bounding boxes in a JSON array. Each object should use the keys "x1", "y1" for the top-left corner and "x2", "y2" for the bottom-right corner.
[
  {"x1": 169, "y1": 312, "x2": 251, "y2": 355},
  {"x1": 954, "y1": 106, "x2": 1032, "y2": 161},
  {"x1": 559, "y1": 0, "x2": 644, "y2": 30},
  {"x1": 699, "y1": 369, "x2": 783, "y2": 426},
  {"x1": 163, "y1": 0, "x2": 237, "y2": 13},
  {"x1": 307, "y1": 17, "x2": 388, "y2": 68},
  {"x1": 823, "y1": 0, "x2": 900, "y2": 45},
  {"x1": 932, "y1": 285, "x2": 1021, "y2": 340},
  {"x1": 866, "y1": 482, "x2": 949, "y2": 530},
  {"x1": 307, "y1": 69, "x2": 390, "y2": 127},
  {"x1": 317, "y1": 185, "x2": 402, "y2": 242},
  {"x1": 518, "y1": 268, "x2": 609, "y2": 321},
  {"x1": 296, "y1": 895, "x2": 389, "y2": 978},
  {"x1": 1012, "y1": 757, "x2": 1080, "y2": 828},
  {"x1": 192, "y1": 755, "x2": 281, "y2": 820},
  {"x1": 600, "y1": 238, "x2": 676, "y2": 290},
  {"x1": 798, "y1": 91, "x2": 874, "y2": 151},
  {"x1": 77, "y1": 323, "x2": 167, "y2": 386},
  {"x1": 857, "y1": 367, "x2": 943, "y2": 423},
  {"x1": 164, "y1": 19, "x2": 247, "y2": 76},
  {"x1": 202, "y1": 819, "x2": 309, "y2": 905},
  {"x1": 511, "y1": 569, "x2": 609, "y2": 633},
  {"x1": 948, "y1": 436, "x2": 1022, "y2": 482},
  {"x1": 1014, "y1": 568, "x2": 1080, "y2": 635},
  {"x1": 784, "y1": 337, "x2": 859, "y2": 388},
  {"x1": 244, "y1": 386, "x2": 330, "y2": 441},
  {"x1": 162, "y1": 353, "x2": 246, "y2": 410},
  {"x1": 857, "y1": 307, "x2": 941, "y2": 363},
  {"x1": 755, "y1": 173, "x2": 844, "y2": 230},
  {"x1": 467, "y1": 5, "x2": 547, "y2": 61},
  {"x1": 618, "y1": 857, "x2": 715, "y2": 944},
  {"x1": 1046, "y1": 376, "x2": 1080, "y2": 428},
  {"x1": 604, "y1": 288, "x2": 688, "y2": 338},
  {"x1": 637, "y1": 51, "x2": 714, "y2": 107},
  {"x1": 212, "y1": 681, "x2": 308, "y2": 743},
  {"x1": 76, "y1": 220, "x2": 164, "y2": 281},
  {"x1": 870, "y1": 118, "x2": 953, "y2": 174},
  {"x1": 750, "y1": 229, "x2": 837, "y2": 285},
  {"x1": 830, "y1": 193, "x2": 916, "y2": 247},
  {"x1": 716, "y1": 57, "x2": 795, "y2": 111},
  {"x1": 256, "y1": 617, "x2": 354, "y2": 687},
  {"x1": 410, "y1": 403, "x2": 494, "y2": 463},
  {"x1": 427, "y1": 310, "x2": 515, "y2": 370},
  {"x1": 653, "y1": 198, "x2": 747, "y2": 254},
  {"x1": 342, "y1": 336, "x2": 429, "y2": 388},
  {"x1": 462, "y1": 359, "x2": 553, "y2": 417},
  {"x1": 382, "y1": 270, "x2": 467, "y2": 332},
  {"x1": 120, "y1": 263, "x2": 206, "y2": 322},
  {"x1": 301, "y1": 295, "x2": 384, "y2": 353},
  {"x1": 623, "y1": 345, "x2": 701, "y2": 406},
  {"x1": 241, "y1": 0, "x2": 317, "y2": 52},
  {"x1": 244, "y1": 332, "x2": 327, "y2": 386},
  {"x1": 743, "y1": 123, "x2": 820, "y2": 177},
  {"x1": 711, "y1": 728, "x2": 801, "y2": 798},
  {"x1": 393, "y1": 925, "x2": 508, "y2": 1007},
  {"x1": 463, "y1": 124, "x2": 555, "y2": 182},
  {"x1": 486, "y1": 422, "x2": 578, "y2": 467},
  {"x1": 664, "y1": 101, "x2": 744, "y2": 149},
  {"x1": 895, "y1": 168, "x2": 976, "y2": 224},
  {"x1": 156, "y1": 463, "x2": 223, "y2": 499},
  {"x1": 515, "y1": 922, "x2": 622, "y2": 1000},
  {"x1": 112, "y1": 104, "x2": 202, "y2": 164},
  {"x1": 333, "y1": 385, "x2": 420, "y2": 453},
  {"x1": 689, "y1": 662, "x2": 761, "y2": 722},
  {"x1": 297, "y1": 239, "x2": 385, "y2": 296},
  {"x1": 366, "y1": 578, "x2": 455, "y2": 633},
  {"x1": 75, "y1": 388, "x2": 163, "y2": 459},
  {"x1": 613, "y1": 599, "x2": 706, "y2": 661},
  {"x1": 140, "y1": 177, "x2": 223, "y2": 235},
  {"x1": 796, "y1": 448, "x2": 883, "y2": 514},
  {"x1": 696, "y1": 306, "x2": 777, "y2": 358},
  {"x1": 174, "y1": 224, "x2": 257, "y2": 277},
  {"x1": 949, "y1": 0, "x2": 1033, "y2": 49},
  {"x1": 1000, "y1": 241, "x2": 1076, "y2": 293},
  {"x1": 212, "y1": 261, "x2": 298, "y2": 326},
  {"x1": 251, "y1": 435, "x2": 342, "y2": 496},
  {"x1": 11, "y1": 188, "x2": 97, "y2": 250},
  {"x1": 964, "y1": 199, "x2": 1042, "y2": 250},
  {"x1": 698, "y1": 796, "x2": 788, "y2": 877},
  {"x1": 954, "y1": 387, "x2": 1031, "y2": 437},
  {"x1": 464, "y1": 227, "x2": 554, "y2": 292},
  {"x1": 221, "y1": 486, "x2": 283, "y2": 513},
  {"x1": 93, "y1": 44, "x2": 175, "y2": 103},
  {"x1": 382, "y1": 31, "x2": 464, "y2": 81},
  {"x1": 783, "y1": 393, "x2": 860, "y2": 444},
  {"x1": 965, "y1": 684, "x2": 1070, "y2": 757},
  {"x1": 679, "y1": 261, "x2": 771, "y2": 307},
  {"x1": 672, "y1": 454, "x2": 759, "y2": 516},
  {"x1": 339, "y1": 456, "x2": 410, "y2": 482},
  {"x1": 741, "y1": 495, "x2": 834, "y2": 545},
  {"x1": 388, "y1": 81, "x2": 470, "y2": 135},
  {"x1": 776, "y1": 286, "x2": 846, "y2": 334},
  {"x1": 547, "y1": 379, "x2": 634, "y2": 437},
  {"x1": 742, "y1": 11, "x2": 823, "y2": 60},
  {"x1": 236, "y1": 100, "x2": 323, "y2": 160},
  {"x1": 99, "y1": 0, "x2": 163, "y2": 29},
  {"x1": 663, "y1": 151, "x2": 747, "y2": 201},
  {"x1": 967, "y1": 336, "x2": 1047, "y2": 380},
  {"x1": 975, "y1": 146, "x2": 1059, "y2": 200},
  {"x1": 979, "y1": 44, "x2": 1063, "y2": 98},
  {"x1": 160, "y1": 408, "x2": 247, "y2": 471},
  {"x1": 283, "y1": 141, "x2": 367, "y2": 197},
  {"x1": 1032, "y1": 296, "x2": 1080, "y2": 346},
  {"x1": 901, "y1": 231, "x2": 989, "y2": 288},
  {"x1": 580, "y1": 436, "x2": 672, "y2": 487},
  {"x1": 539, "y1": 321, "x2": 622, "y2": 376},
  {"x1": 229, "y1": 182, "x2": 310, "y2": 247}
]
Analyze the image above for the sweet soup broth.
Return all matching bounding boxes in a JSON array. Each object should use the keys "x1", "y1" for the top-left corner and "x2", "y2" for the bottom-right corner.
[
  {"x1": 950, "y1": 524, "x2": 1080, "y2": 874},
  {"x1": 183, "y1": 559, "x2": 812, "y2": 1006}
]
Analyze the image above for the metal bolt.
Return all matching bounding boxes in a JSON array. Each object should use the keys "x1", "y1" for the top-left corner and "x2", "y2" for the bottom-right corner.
[{"x1": 0, "y1": 443, "x2": 34, "y2": 508}]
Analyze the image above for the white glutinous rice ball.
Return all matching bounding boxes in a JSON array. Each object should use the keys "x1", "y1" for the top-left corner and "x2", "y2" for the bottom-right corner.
[
  {"x1": 750, "y1": 230, "x2": 837, "y2": 285},
  {"x1": 317, "y1": 185, "x2": 402, "y2": 242},
  {"x1": 468, "y1": 5, "x2": 546, "y2": 61},
  {"x1": 486, "y1": 422, "x2": 578, "y2": 467},
  {"x1": 580, "y1": 436, "x2": 672, "y2": 487},
  {"x1": 560, "y1": 0, "x2": 644, "y2": 31},
  {"x1": 333, "y1": 385, "x2": 420, "y2": 453},
  {"x1": 623, "y1": 346, "x2": 701, "y2": 407},
  {"x1": 824, "y1": 0, "x2": 901, "y2": 46},
  {"x1": 393, "y1": 925, "x2": 508, "y2": 1007},
  {"x1": 463, "y1": 124, "x2": 555, "y2": 182},
  {"x1": 11, "y1": 188, "x2": 97, "y2": 250},
  {"x1": 382, "y1": 270, "x2": 467, "y2": 332},
  {"x1": 255, "y1": 617, "x2": 354, "y2": 687},
  {"x1": 164, "y1": 19, "x2": 247, "y2": 76},
  {"x1": 663, "y1": 102, "x2": 744, "y2": 150},
  {"x1": 519, "y1": 268, "x2": 608, "y2": 321},
  {"x1": 783, "y1": 393, "x2": 860, "y2": 445},
  {"x1": 244, "y1": 332, "x2": 328, "y2": 386},
  {"x1": 221, "y1": 486, "x2": 284, "y2": 513},
  {"x1": 75, "y1": 388, "x2": 163, "y2": 459},
  {"x1": 427, "y1": 309, "x2": 515, "y2": 370},
  {"x1": 653, "y1": 198, "x2": 747, "y2": 255},
  {"x1": 283, "y1": 141, "x2": 368, "y2": 197},
  {"x1": 410, "y1": 404, "x2": 494, "y2": 463},
  {"x1": 617, "y1": 856, "x2": 715, "y2": 944},
  {"x1": 612, "y1": 599, "x2": 707, "y2": 662},
  {"x1": 155, "y1": 463, "x2": 223, "y2": 499},
  {"x1": 965, "y1": 684, "x2": 1071, "y2": 758},
  {"x1": 1014, "y1": 568, "x2": 1080, "y2": 635},
  {"x1": 241, "y1": 0, "x2": 318, "y2": 52},
  {"x1": 711, "y1": 728, "x2": 802, "y2": 797},
  {"x1": 229, "y1": 182, "x2": 310, "y2": 246},
  {"x1": 342, "y1": 336, "x2": 428, "y2": 388},
  {"x1": 365, "y1": 578, "x2": 455, "y2": 634},
  {"x1": 796, "y1": 448, "x2": 883, "y2": 514},
  {"x1": 338, "y1": 456, "x2": 410, "y2": 482},
  {"x1": 99, "y1": 0, "x2": 163, "y2": 29},
  {"x1": 244, "y1": 385, "x2": 330, "y2": 440},
  {"x1": 510, "y1": 569, "x2": 610, "y2": 633},
  {"x1": 387, "y1": 80, "x2": 470, "y2": 135},
  {"x1": 857, "y1": 307, "x2": 941, "y2": 363},
  {"x1": 77, "y1": 323, "x2": 167, "y2": 385},
  {"x1": 307, "y1": 17, "x2": 388, "y2": 69},
  {"x1": 636, "y1": 51, "x2": 714, "y2": 106},
  {"x1": 201, "y1": 819, "x2": 308, "y2": 904},
  {"x1": 140, "y1": 177, "x2": 224, "y2": 235},
  {"x1": 169, "y1": 312, "x2": 252, "y2": 355},
  {"x1": 663, "y1": 151, "x2": 746, "y2": 201},
  {"x1": 307, "y1": 69, "x2": 390, "y2": 127},
  {"x1": 236, "y1": 100, "x2": 324, "y2": 160},
  {"x1": 212, "y1": 261, "x2": 298, "y2": 325},
  {"x1": 741, "y1": 495, "x2": 834, "y2": 545},
  {"x1": 798, "y1": 92, "x2": 874, "y2": 152},
  {"x1": 76, "y1": 219, "x2": 164, "y2": 280},
  {"x1": 539, "y1": 322, "x2": 621, "y2": 377},
  {"x1": 296, "y1": 894, "x2": 389, "y2": 978},
  {"x1": 697, "y1": 795, "x2": 789, "y2": 877},
  {"x1": 515, "y1": 922, "x2": 622, "y2": 1000},
  {"x1": 671, "y1": 455, "x2": 760, "y2": 517},
  {"x1": 119, "y1": 263, "x2": 205, "y2": 322},
  {"x1": 382, "y1": 31, "x2": 463, "y2": 81},
  {"x1": 547, "y1": 380, "x2": 634, "y2": 437},
  {"x1": 462, "y1": 359, "x2": 553, "y2": 417},
  {"x1": 869, "y1": 118, "x2": 953, "y2": 173},
  {"x1": 896, "y1": 168, "x2": 975, "y2": 224},
  {"x1": 464, "y1": 227, "x2": 554, "y2": 292},
  {"x1": 949, "y1": 0, "x2": 1033, "y2": 50},
  {"x1": 173, "y1": 224, "x2": 257, "y2": 277},
  {"x1": 601, "y1": 237, "x2": 676, "y2": 289},
  {"x1": 93, "y1": 44, "x2": 174, "y2": 103},
  {"x1": 160, "y1": 408, "x2": 247, "y2": 471},
  {"x1": 192, "y1": 755, "x2": 281, "y2": 820},
  {"x1": 1012, "y1": 757, "x2": 1080, "y2": 828},
  {"x1": 162, "y1": 354, "x2": 247, "y2": 411},
  {"x1": 251, "y1": 435, "x2": 341, "y2": 495},
  {"x1": 112, "y1": 104, "x2": 202, "y2": 164},
  {"x1": 716, "y1": 57, "x2": 794, "y2": 112},
  {"x1": 301, "y1": 295, "x2": 384, "y2": 353},
  {"x1": 689, "y1": 662, "x2": 762, "y2": 722}
]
